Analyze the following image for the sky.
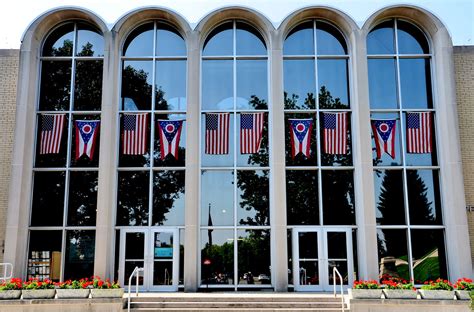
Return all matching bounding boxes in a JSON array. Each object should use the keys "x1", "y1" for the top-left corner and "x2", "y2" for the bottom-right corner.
[{"x1": 0, "y1": 0, "x2": 472, "y2": 49}]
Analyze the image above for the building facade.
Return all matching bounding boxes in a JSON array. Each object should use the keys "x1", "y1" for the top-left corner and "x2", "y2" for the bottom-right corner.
[{"x1": 1, "y1": 5, "x2": 473, "y2": 292}]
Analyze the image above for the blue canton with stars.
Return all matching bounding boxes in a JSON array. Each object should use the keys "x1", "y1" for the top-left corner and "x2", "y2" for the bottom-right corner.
[
  {"x1": 324, "y1": 113, "x2": 337, "y2": 129},
  {"x1": 241, "y1": 114, "x2": 254, "y2": 129},
  {"x1": 407, "y1": 113, "x2": 420, "y2": 129}
]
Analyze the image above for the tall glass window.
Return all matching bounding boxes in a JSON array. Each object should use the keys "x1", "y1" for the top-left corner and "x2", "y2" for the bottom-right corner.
[
  {"x1": 30, "y1": 22, "x2": 103, "y2": 281},
  {"x1": 117, "y1": 21, "x2": 186, "y2": 285},
  {"x1": 368, "y1": 19, "x2": 446, "y2": 283},
  {"x1": 200, "y1": 21, "x2": 270, "y2": 288}
]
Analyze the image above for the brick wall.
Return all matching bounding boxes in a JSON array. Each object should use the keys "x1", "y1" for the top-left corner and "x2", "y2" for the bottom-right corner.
[
  {"x1": 454, "y1": 46, "x2": 474, "y2": 264},
  {"x1": 0, "y1": 49, "x2": 19, "y2": 263}
]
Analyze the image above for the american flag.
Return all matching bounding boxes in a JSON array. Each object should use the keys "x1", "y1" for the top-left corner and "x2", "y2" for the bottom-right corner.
[
  {"x1": 322, "y1": 112, "x2": 347, "y2": 155},
  {"x1": 240, "y1": 113, "x2": 264, "y2": 154},
  {"x1": 406, "y1": 112, "x2": 432, "y2": 153},
  {"x1": 39, "y1": 114, "x2": 65, "y2": 154},
  {"x1": 122, "y1": 113, "x2": 148, "y2": 155},
  {"x1": 205, "y1": 113, "x2": 229, "y2": 154}
]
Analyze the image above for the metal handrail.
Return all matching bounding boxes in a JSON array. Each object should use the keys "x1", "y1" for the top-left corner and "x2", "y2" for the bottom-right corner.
[
  {"x1": 332, "y1": 267, "x2": 344, "y2": 311},
  {"x1": 127, "y1": 266, "x2": 144, "y2": 312},
  {"x1": 0, "y1": 263, "x2": 13, "y2": 282}
]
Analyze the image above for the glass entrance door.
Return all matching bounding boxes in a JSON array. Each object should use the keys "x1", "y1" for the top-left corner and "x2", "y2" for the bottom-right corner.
[
  {"x1": 292, "y1": 228, "x2": 353, "y2": 291},
  {"x1": 119, "y1": 229, "x2": 179, "y2": 291}
]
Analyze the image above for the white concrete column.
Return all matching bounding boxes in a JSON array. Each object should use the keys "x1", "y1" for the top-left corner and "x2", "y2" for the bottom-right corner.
[
  {"x1": 269, "y1": 30, "x2": 288, "y2": 291},
  {"x1": 432, "y1": 27, "x2": 473, "y2": 279},
  {"x1": 183, "y1": 31, "x2": 200, "y2": 291},
  {"x1": 93, "y1": 29, "x2": 119, "y2": 279},
  {"x1": 351, "y1": 29, "x2": 379, "y2": 280}
]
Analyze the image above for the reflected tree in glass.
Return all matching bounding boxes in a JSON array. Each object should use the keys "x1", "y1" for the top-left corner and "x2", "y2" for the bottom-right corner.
[{"x1": 152, "y1": 171, "x2": 185, "y2": 225}]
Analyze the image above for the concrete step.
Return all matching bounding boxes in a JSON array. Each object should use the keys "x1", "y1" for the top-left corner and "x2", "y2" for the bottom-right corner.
[
  {"x1": 129, "y1": 296, "x2": 342, "y2": 303},
  {"x1": 128, "y1": 309, "x2": 349, "y2": 312},
  {"x1": 130, "y1": 301, "x2": 344, "y2": 308}
]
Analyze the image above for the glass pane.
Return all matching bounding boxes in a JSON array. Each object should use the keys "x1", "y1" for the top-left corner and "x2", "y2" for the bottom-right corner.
[
  {"x1": 31, "y1": 171, "x2": 65, "y2": 226},
  {"x1": 397, "y1": 21, "x2": 429, "y2": 54},
  {"x1": 238, "y1": 230, "x2": 270, "y2": 285},
  {"x1": 298, "y1": 232, "x2": 318, "y2": 259},
  {"x1": 28, "y1": 231, "x2": 62, "y2": 281},
  {"x1": 42, "y1": 24, "x2": 74, "y2": 56},
  {"x1": 377, "y1": 229, "x2": 409, "y2": 280},
  {"x1": 39, "y1": 61, "x2": 71, "y2": 111},
  {"x1": 155, "y1": 60, "x2": 186, "y2": 110},
  {"x1": 316, "y1": 22, "x2": 347, "y2": 55},
  {"x1": 284, "y1": 22, "x2": 314, "y2": 56},
  {"x1": 118, "y1": 113, "x2": 151, "y2": 167},
  {"x1": 153, "y1": 261, "x2": 173, "y2": 285},
  {"x1": 153, "y1": 171, "x2": 185, "y2": 226},
  {"x1": 64, "y1": 230, "x2": 95, "y2": 280},
  {"x1": 237, "y1": 170, "x2": 269, "y2": 226},
  {"x1": 200, "y1": 229, "x2": 234, "y2": 285},
  {"x1": 121, "y1": 61, "x2": 153, "y2": 110},
  {"x1": 116, "y1": 171, "x2": 149, "y2": 226},
  {"x1": 236, "y1": 60, "x2": 268, "y2": 110},
  {"x1": 236, "y1": 22, "x2": 266, "y2": 55},
  {"x1": 318, "y1": 59, "x2": 349, "y2": 108},
  {"x1": 403, "y1": 113, "x2": 437, "y2": 166},
  {"x1": 76, "y1": 24, "x2": 104, "y2": 56},
  {"x1": 156, "y1": 24, "x2": 186, "y2": 56},
  {"x1": 123, "y1": 23, "x2": 154, "y2": 57},
  {"x1": 201, "y1": 114, "x2": 234, "y2": 167},
  {"x1": 367, "y1": 21, "x2": 395, "y2": 55},
  {"x1": 203, "y1": 22, "x2": 233, "y2": 56},
  {"x1": 399, "y1": 59, "x2": 433, "y2": 109},
  {"x1": 154, "y1": 114, "x2": 186, "y2": 166},
  {"x1": 202, "y1": 60, "x2": 233, "y2": 110},
  {"x1": 285, "y1": 114, "x2": 317, "y2": 166},
  {"x1": 328, "y1": 261, "x2": 348, "y2": 285},
  {"x1": 371, "y1": 113, "x2": 402, "y2": 166},
  {"x1": 179, "y1": 229, "x2": 185, "y2": 285},
  {"x1": 287, "y1": 230, "x2": 293, "y2": 285},
  {"x1": 71, "y1": 115, "x2": 101, "y2": 167},
  {"x1": 320, "y1": 112, "x2": 352, "y2": 166},
  {"x1": 35, "y1": 114, "x2": 68, "y2": 167},
  {"x1": 283, "y1": 60, "x2": 316, "y2": 109},
  {"x1": 125, "y1": 232, "x2": 145, "y2": 259},
  {"x1": 201, "y1": 170, "x2": 233, "y2": 226},
  {"x1": 407, "y1": 170, "x2": 442, "y2": 225},
  {"x1": 125, "y1": 261, "x2": 144, "y2": 285},
  {"x1": 327, "y1": 232, "x2": 347, "y2": 259},
  {"x1": 411, "y1": 229, "x2": 447, "y2": 283},
  {"x1": 153, "y1": 232, "x2": 173, "y2": 259},
  {"x1": 368, "y1": 59, "x2": 398, "y2": 109},
  {"x1": 374, "y1": 170, "x2": 406, "y2": 225},
  {"x1": 74, "y1": 60, "x2": 103, "y2": 111},
  {"x1": 299, "y1": 261, "x2": 318, "y2": 285},
  {"x1": 67, "y1": 171, "x2": 98, "y2": 226},
  {"x1": 322, "y1": 170, "x2": 355, "y2": 225},
  {"x1": 286, "y1": 170, "x2": 319, "y2": 225}
]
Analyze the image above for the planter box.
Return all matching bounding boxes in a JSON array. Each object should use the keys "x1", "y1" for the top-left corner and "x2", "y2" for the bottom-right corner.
[
  {"x1": 350, "y1": 289, "x2": 383, "y2": 299},
  {"x1": 455, "y1": 290, "x2": 472, "y2": 300},
  {"x1": 56, "y1": 288, "x2": 90, "y2": 299},
  {"x1": 418, "y1": 289, "x2": 455, "y2": 300},
  {"x1": 383, "y1": 289, "x2": 418, "y2": 299},
  {"x1": 90, "y1": 288, "x2": 124, "y2": 298},
  {"x1": 0, "y1": 290, "x2": 21, "y2": 299},
  {"x1": 22, "y1": 289, "x2": 56, "y2": 299}
]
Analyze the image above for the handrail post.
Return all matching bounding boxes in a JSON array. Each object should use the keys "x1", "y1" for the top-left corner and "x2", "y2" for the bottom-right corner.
[
  {"x1": 128, "y1": 266, "x2": 144, "y2": 312},
  {"x1": 332, "y1": 267, "x2": 344, "y2": 311}
]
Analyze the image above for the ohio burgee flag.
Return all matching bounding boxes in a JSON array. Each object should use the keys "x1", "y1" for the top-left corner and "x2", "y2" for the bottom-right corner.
[
  {"x1": 371, "y1": 119, "x2": 396, "y2": 159},
  {"x1": 289, "y1": 118, "x2": 313, "y2": 158},
  {"x1": 157, "y1": 119, "x2": 184, "y2": 160},
  {"x1": 75, "y1": 120, "x2": 100, "y2": 160}
]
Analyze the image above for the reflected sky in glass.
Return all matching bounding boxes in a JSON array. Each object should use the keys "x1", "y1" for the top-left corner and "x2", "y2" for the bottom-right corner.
[
  {"x1": 236, "y1": 60, "x2": 267, "y2": 110},
  {"x1": 399, "y1": 59, "x2": 432, "y2": 109},
  {"x1": 42, "y1": 24, "x2": 74, "y2": 57},
  {"x1": 397, "y1": 21, "x2": 429, "y2": 54},
  {"x1": 155, "y1": 60, "x2": 186, "y2": 111},
  {"x1": 121, "y1": 61, "x2": 153, "y2": 111},
  {"x1": 76, "y1": 26, "x2": 104, "y2": 56},
  {"x1": 367, "y1": 21, "x2": 395, "y2": 55},
  {"x1": 284, "y1": 59, "x2": 315, "y2": 109},
  {"x1": 283, "y1": 22, "x2": 313, "y2": 56},
  {"x1": 368, "y1": 59, "x2": 398, "y2": 109},
  {"x1": 156, "y1": 27, "x2": 186, "y2": 56},
  {"x1": 153, "y1": 170, "x2": 185, "y2": 226},
  {"x1": 316, "y1": 22, "x2": 346, "y2": 55},
  {"x1": 317, "y1": 59, "x2": 349, "y2": 108},
  {"x1": 202, "y1": 60, "x2": 233, "y2": 110},
  {"x1": 236, "y1": 22, "x2": 266, "y2": 56},
  {"x1": 123, "y1": 23, "x2": 154, "y2": 57},
  {"x1": 203, "y1": 22, "x2": 233, "y2": 56},
  {"x1": 237, "y1": 170, "x2": 269, "y2": 226},
  {"x1": 407, "y1": 170, "x2": 442, "y2": 225},
  {"x1": 201, "y1": 170, "x2": 234, "y2": 226}
]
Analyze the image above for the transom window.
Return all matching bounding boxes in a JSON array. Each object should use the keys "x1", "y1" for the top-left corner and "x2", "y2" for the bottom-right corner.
[
  {"x1": 30, "y1": 21, "x2": 104, "y2": 281},
  {"x1": 368, "y1": 19, "x2": 447, "y2": 283}
]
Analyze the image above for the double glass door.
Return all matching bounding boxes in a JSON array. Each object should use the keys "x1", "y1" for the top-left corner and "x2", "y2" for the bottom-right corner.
[
  {"x1": 292, "y1": 228, "x2": 354, "y2": 291},
  {"x1": 119, "y1": 228, "x2": 178, "y2": 291}
]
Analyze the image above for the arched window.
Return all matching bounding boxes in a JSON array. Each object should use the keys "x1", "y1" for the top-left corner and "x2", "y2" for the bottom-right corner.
[
  {"x1": 116, "y1": 21, "x2": 187, "y2": 287},
  {"x1": 283, "y1": 20, "x2": 355, "y2": 289},
  {"x1": 200, "y1": 21, "x2": 270, "y2": 288},
  {"x1": 30, "y1": 22, "x2": 104, "y2": 281},
  {"x1": 368, "y1": 19, "x2": 447, "y2": 283}
]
